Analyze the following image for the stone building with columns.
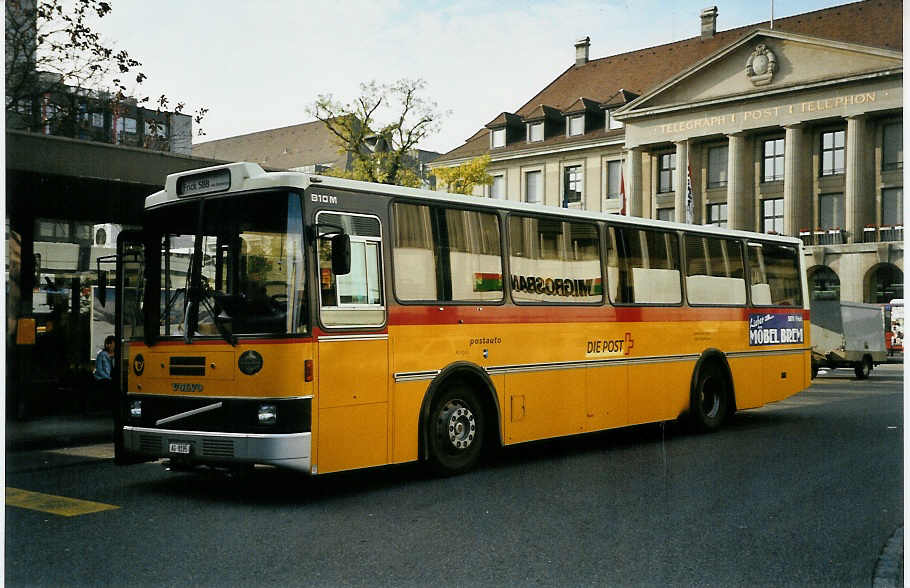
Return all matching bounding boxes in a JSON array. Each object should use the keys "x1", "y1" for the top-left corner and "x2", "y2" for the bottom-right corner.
[{"x1": 429, "y1": 0, "x2": 903, "y2": 304}]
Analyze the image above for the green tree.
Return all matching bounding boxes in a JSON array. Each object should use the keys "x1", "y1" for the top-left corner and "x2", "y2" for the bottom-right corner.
[
  {"x1": 432, "y1": 155, "x2": 494, "y2": 195},
  {"x1": 309, "y1": 79, "x2": 443, "y2": 187},
  {"x1": 5, "y1": 0, "x2": 206, "y2": 140}
]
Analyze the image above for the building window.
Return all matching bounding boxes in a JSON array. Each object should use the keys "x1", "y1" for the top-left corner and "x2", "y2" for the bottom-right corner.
[
  {"x1": 92, "y1": 113, "x2": 104, "y2": 128},
  {"x1": 656, "y1": 208, "x2": 674, "y2": 222},
  {"x1": 809, "y1": 266, "x2": 840, "y2": 301},
  {"x1": 145, "y1": 120, "x2": 168, "y2": 138},
  {"x1": 527, "y1": 122, "x2": 544, "y2": 142},
  {"x1": 567, "y1": 115, "x2": 584, "y2": 137},
  {"x1": 763, "y1": 198, "x2": 784, "y2": 234},
  {"x1": 491, "y1": 128, "x2": 506, "y2": 148},
  {"x1": 763, "y1": 138, "x2": 785, "y2": 182},
  {"x1": 563, "y1": 165, "x2": 583, "y2": 208},
  {"x1": 820, "y1": 129, "x2": 845, "y2": 176},
  {"x1": 883, "y1": 123, "x2": 903, "y2": 171},
  {"x1": 490, "y1": 174, "x2": 505, "y2": 200},
  {"x1": 868, "y1": 264, "x2": 903, "y2": 303},
  {"x1": 606, "y1": 161, "x2": 622, "y2": 199},
  {"x1": 606, "y1": 110, "x2": 623, "y2": 130},
  {"x1": 707, "y1": 146, "x2": 728, "y2": 188},
  {"x1": 707, "y1": 203, "x2": 728, "y2": 228},
  {"x1": 525, "y1": 170, "x2": 543, "y2": 204},
  {"x1": 819, "y1": 193, "x2": 845, "y2": 229},
  {"x1": 882, "y1": 187, "x2": 903, "y2": 226},
  {"x1": 658, "y1": 152, "x2": 676, "y2": 194}
]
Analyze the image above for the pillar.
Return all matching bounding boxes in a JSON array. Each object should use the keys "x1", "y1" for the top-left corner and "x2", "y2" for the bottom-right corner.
[
  {"x1": 726, "y1": 133, "x2": 748, "y2": 230},
  {"x1": 844, "y1": 115, "x2": 865, "y2": 243},
  {"x1": 783, "y1": 124, "x2": 803, "y2": 236}
]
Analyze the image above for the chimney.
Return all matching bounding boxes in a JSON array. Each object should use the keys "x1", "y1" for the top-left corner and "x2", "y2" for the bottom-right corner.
[
  {"x1": 574, "y1": 36, "x2": 590, "y2": 67},
  {"x1": 700, "y1": 6, "x2": 718, "y2": 39}
]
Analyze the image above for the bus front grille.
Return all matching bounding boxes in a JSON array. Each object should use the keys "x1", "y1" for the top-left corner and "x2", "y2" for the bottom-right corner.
[
  {"x1": 139, "y1": 434, "x2": 161, "y2": 453},
  {"x1": 202, "y1": 438, "x2": 234, "y2": 458}
]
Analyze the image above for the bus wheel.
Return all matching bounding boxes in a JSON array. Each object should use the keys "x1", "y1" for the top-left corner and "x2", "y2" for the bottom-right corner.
[
  {"x1": 427, "y1": 385, "x2": 484, "y2": 476},
  {"x1": 690, "y1": 362, "x2": 729, "y2": 433},
  {"x1": 854, "y1": 356, "x2": 873, "y2": 380}
]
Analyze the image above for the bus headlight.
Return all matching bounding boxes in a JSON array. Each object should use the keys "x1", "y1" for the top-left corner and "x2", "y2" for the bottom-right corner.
[
  {"x1": 258, "y1": 404, "x2": 277, "y2": 425},
  {"x1": 130, "y1": 400, "x2": 142, "y2": 419}
]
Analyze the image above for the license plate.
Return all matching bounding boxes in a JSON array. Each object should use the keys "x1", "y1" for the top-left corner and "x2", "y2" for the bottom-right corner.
[{"x1": 169, "y1": 442, "x2": 191, "y2": 454}]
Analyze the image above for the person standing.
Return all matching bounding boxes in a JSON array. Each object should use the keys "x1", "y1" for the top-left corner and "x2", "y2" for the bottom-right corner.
[{"x1": 94, "y1": 335, "x2": 116, "y2": 399}]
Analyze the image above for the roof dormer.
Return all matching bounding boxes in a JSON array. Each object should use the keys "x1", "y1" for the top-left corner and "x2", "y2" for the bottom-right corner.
[
  {"x1": 561, "y1": 98, "x2": 603, "y2": 137},
  {"x1": 600, "y1": 89, "x2": 640, "y2": 130},
  {"x1": 485, "y1": 112, "x2": 524, "y2": 148},
  {"x1": 522, "y1": 105, "x2": 562, "y2": 143}
]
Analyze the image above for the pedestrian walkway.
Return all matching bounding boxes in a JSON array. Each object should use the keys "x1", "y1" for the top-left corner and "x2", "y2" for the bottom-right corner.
[{"x1": 5, "y1": 413, "x2": 113, "y2": 453}]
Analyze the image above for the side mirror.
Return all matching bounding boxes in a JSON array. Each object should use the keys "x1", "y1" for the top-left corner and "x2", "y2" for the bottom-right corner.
[
  {"x1": 98, "y1": 270, "x2": 108, "y2": 306},
  {"x1": 331, "y1": 233, "x2": 351, "y2": 275}
]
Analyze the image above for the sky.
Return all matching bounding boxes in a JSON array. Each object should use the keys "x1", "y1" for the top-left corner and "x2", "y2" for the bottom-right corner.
[{"x1": 93, "y1": 0, "x2": 858, "y2": 155}]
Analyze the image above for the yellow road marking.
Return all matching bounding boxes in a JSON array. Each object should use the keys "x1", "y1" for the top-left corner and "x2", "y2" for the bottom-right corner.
[
  {"x1": 6, "y1": 487, "x2": 119, "y2": 517},
  {"x1": 48, "y1": 443, "x2": 114, "y2": 459}
]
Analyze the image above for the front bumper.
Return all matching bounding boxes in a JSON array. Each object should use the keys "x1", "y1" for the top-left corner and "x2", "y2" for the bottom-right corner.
[{"x1": 123, "y1": 426, "x2": 311, "y2": 472}]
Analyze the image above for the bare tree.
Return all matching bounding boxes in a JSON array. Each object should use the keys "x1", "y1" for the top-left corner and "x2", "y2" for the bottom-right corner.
[{"x1": 309, "y1": 79, "x2": 444, "y2": 187}]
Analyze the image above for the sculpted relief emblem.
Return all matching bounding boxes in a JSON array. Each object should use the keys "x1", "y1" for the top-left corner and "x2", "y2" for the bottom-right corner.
[{"x1": 745, "y1": 43, "x2": 778, "y2": 86}]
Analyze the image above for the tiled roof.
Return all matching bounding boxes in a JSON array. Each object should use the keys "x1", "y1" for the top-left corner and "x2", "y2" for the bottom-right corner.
[
  {"x1": 434, "y1": 0, "x2": 902, "y2": 164},
  {"x1": 192, "y1": 120, "x2": 349, "y2": 170}
]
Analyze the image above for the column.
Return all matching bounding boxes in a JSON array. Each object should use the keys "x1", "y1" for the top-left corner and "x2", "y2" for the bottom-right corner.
[
  {"x1": 726, "y1": 133, "x2": 747, "y2": 230},
  {"x1": 844, "y1": 115, "x2": 865, "y2": 244},
  {"x1": 674, "y1": 140, "x2": 689, "y2": 223},
  {"x1": 783, "y1": 124, "x2": 803, "y2": 237},
  {"x1": 626, "y1": 147, "x2": 643, "y2": 217}
]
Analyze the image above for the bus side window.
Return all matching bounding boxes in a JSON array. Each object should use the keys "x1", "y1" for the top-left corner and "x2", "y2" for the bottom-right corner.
[
  {"x1": 509, "y1": 215, "x2": 601, "y2": 304},
  {"x1": 392, "y1": 203, "x2": 438, "y2": 301},
  {"x1": 608, "y1": 226, "x2": 681, "y2": 304},
  {"x1": 685, "y1": 235, "x2": 746, "y2": 305},
  {"x1": 747, "y1": 242, "x2": 802, "y2": 306}
]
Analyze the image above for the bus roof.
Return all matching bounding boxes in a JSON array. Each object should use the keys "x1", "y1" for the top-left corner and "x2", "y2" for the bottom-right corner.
[{"x1": 148, "y1": 161, "x2": 801, "y2": 245}]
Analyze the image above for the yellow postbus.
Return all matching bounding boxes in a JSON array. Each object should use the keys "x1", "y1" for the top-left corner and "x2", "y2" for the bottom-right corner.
[{"x1": 114, "y1": 162, "x2": 811, "y2": 475}]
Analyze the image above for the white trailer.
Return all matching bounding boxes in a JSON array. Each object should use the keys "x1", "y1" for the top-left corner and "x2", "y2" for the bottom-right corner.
[{"x1": 810, "y1": 300, "x2": 887, "y2": 379}]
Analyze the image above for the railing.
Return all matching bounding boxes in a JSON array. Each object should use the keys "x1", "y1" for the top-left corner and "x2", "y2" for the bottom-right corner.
[
  {"x1": 799, "y1": 229, "x2": 847, "y2": 246},
  {"x1": 863, "y1": 225, "x2": 904, "y2": 243},
  {"x1": 799, "y1": 226, "x2": 904, "y2": 245}
]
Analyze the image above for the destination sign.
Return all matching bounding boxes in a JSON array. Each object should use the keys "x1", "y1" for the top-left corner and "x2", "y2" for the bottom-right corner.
[{"x1": 177, "y1": 169, "x2": 231, "y2": 198}]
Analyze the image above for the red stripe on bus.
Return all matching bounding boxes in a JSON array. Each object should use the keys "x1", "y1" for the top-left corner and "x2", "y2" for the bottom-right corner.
[{"x1": 386, "y1": 305, "x2": 808, "y2": 325}]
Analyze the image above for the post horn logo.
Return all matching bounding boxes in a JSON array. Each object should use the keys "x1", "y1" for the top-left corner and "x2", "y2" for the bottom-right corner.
[{"x1": 133, "y1": 354, "x2": 145, "y2": 376}]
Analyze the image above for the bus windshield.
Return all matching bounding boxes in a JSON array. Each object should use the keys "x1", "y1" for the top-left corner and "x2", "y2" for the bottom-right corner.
[{"x1": 144, "y1": 191, "x2": 307, "y2": 341}]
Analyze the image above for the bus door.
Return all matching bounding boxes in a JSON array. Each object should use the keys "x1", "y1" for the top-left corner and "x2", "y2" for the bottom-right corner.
[
  {"x1": 313, "y1": 210, "x2": 390, "y2": 474},
  {"x1": 113, "y1": 230, "x2": 153, "y2": 464}
]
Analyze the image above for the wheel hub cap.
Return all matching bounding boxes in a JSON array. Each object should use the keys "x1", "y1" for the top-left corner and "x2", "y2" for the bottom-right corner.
[{"x1": 441, "y1": 401, "x2": 476, "y2": 450}]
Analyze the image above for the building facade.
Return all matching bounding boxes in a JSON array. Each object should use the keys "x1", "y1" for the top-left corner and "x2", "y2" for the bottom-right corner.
[{"x1": 429, "y1": 0, "x2": 903, "y2": 304}]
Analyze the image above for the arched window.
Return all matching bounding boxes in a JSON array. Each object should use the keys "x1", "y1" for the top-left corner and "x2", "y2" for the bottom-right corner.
[
  {"x1": 809, "y1": 265, "x2": 840, "y2": 300},
  {"x1": 865, "y1": 264, "x2": 904, "y2": 303}
]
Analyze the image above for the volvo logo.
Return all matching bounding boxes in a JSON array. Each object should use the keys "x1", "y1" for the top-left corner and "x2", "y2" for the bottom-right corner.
[
  {"x1": 172, "y1": 383, "x2": 204, "y2": 393},
  {"x1": 133, "y1": 354, "x2": 145, "y2": 376}
]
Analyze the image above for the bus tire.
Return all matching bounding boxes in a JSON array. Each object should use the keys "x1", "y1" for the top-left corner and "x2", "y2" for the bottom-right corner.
[
  {"x1": 854, "y1": 356, "x2": 873, "y2": 380},
  {"x1": 427, "y1": 384, "x2": 485, "y2": 476},
  {"x1": 689, "y1": 361, "x2": 729, "y2": 433},
  {"x1": 811, "y1": 363, "x2": 819, "y2": 379}
]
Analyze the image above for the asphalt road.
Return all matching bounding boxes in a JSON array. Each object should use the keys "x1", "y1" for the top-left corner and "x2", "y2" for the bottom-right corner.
[{"x1": 5, "y1": 364, "x2": 903, "y2": 586}]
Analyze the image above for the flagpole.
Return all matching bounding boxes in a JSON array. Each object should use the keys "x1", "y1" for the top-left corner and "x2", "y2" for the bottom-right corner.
[{"x1": 770, "y1": 0, "x2": 774, "y2": 29}]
